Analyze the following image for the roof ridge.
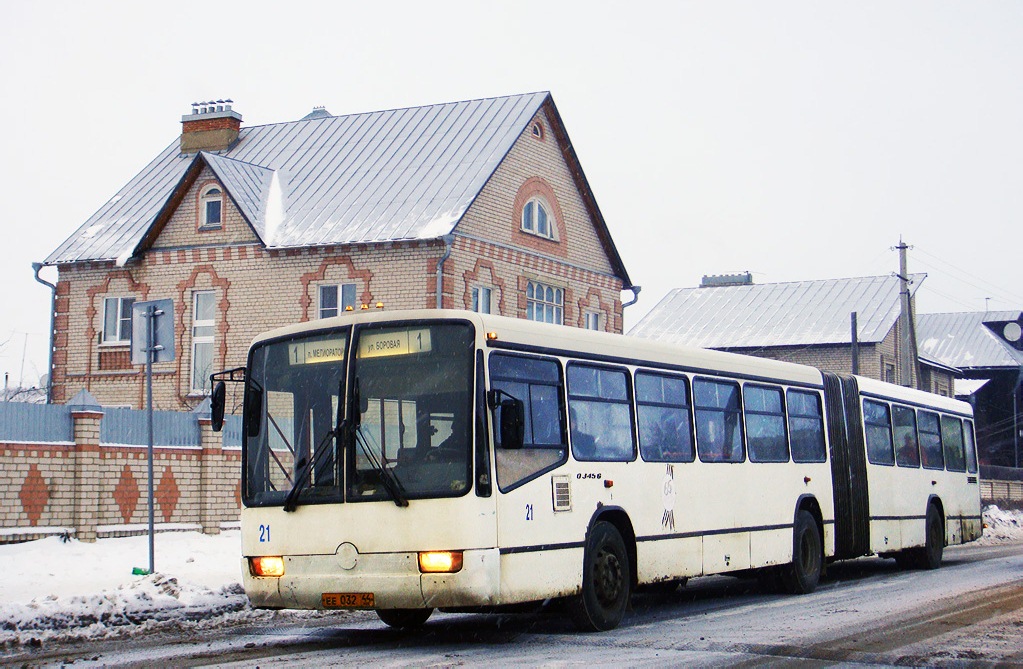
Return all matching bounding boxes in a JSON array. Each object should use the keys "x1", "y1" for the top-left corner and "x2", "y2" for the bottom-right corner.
[{"x1": 240, "y1": 91, "x2": 551, "y2": 131}]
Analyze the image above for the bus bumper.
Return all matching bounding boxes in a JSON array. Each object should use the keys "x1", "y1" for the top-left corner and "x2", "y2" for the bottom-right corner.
[{"x1": 243, "y1": 547, "x2": 501, "y2": 610}]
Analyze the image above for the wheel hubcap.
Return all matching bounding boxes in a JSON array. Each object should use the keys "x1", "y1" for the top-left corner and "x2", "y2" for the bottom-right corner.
[{"x1": 595, "y1": 546, "x2": 623, "y2": 606}]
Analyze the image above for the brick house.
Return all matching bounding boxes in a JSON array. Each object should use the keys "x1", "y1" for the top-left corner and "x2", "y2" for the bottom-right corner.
[
  {"x1": 629, "y1": 273, "x2": 958, "y2": 393},
  {"x1": 43, "y1": 93, "x2": 634, "y2": 410}
]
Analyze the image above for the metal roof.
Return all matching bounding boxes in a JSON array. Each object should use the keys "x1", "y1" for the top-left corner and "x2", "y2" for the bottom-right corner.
[
  {"x1": 917, "y1": 311, "x2": 1023, "y2": 370},
  {"x1": 46, "y1": 92, "x2": 556, "y2": 264},
  {"x1": 629, "y1": 274, "x2": 925, "y2": 348}
]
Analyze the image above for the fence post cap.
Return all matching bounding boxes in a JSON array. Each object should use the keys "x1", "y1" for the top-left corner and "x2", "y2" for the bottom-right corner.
[{"x1": 66, "y1": 389, "x2": 102, "y2": 412}]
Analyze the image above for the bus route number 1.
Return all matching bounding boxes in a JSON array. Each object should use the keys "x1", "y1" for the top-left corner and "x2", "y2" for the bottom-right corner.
[{"x1": 259, "y1": 524, "x2": 271, "y2": 543}]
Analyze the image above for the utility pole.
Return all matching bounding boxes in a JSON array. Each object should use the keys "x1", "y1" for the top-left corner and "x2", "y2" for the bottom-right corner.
[{"x1": 895, "y1": 239, "x2": 916, "y2": 388}]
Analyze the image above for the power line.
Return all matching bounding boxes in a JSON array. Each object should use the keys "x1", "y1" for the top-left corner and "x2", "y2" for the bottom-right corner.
[{"x1": 913, "y1": 245, "x2": 1023, "y2": 306}]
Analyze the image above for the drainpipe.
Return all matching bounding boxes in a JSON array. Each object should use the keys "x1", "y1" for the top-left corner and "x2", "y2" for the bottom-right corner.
[
  {"x1": 32, "y1": 262, "x2": 56, "y2": 404},
  {"x1": 435, "y1": 234, "x2": 455, "y2": 309},
  {"x1": 622, "y1": 285, "x2": 642, "y2": 309}
]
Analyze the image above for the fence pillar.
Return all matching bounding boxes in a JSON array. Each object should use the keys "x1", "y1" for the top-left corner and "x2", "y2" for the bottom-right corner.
[
  {"x1": 71, "y1": 409, "x2": 103, "y2": 542},
  {"x1": 198, "y1": 416, "x2": 223, "y2": 535}
]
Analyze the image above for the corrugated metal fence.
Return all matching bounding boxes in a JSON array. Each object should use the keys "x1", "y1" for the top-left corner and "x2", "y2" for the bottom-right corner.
[
  {"x1": 0, "y1": 402, "x2": 239, "y2": 447},
  {"x1": 0, "y1": 402, "x2": 73, "y2": 443}
]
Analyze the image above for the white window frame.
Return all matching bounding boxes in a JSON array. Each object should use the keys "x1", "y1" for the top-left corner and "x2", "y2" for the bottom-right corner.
[
  {"x1": 191, "y1": 291, "x2": 216, "y2": 394},
  {"x1": 471, "y1": 285, "x2": 494, "y2": 314},
  {"x1": 526, "y1": 281, "x2": 563, "y2": 324},
  {"x1": 521, "y1": 197, "x2": 555, "y2": 240},
  {"x1": 584, "y1": 311, "x2": 601, "y2": 331},
  {"x1": 101, "y1": 297, "x2": 135, "y2": 344},
  {"x1": 200, "y1": 185, "x2": 223, "y2": 229},
  {"x1": 318, "y1": 283, "x2": 357, "y2": 318}
]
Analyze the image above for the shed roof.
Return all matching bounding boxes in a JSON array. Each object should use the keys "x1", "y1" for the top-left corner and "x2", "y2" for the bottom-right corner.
[
  {"x1": 917, "y1": 311, "x2": 1023, "y2": 370},
  {"x1": 629, "y1": 274, "x2": 925, "y2": 349},
  {"x1": 46, "y1": 92, "x2": 631, "y2": 285}
]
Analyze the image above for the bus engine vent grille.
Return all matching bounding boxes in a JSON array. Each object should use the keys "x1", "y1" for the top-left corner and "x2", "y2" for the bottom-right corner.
[{"x1": 552, "y1": 475, "x2": 571, "y2": 512}]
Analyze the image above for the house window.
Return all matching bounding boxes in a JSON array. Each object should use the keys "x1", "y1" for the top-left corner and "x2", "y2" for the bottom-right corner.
[
  {"x1": 102, "y1": 297, "x2": 135, "y2": 344},
  {"x1": 884, "y1": 362, "x2": 896, "y2": 384},
  {"x1": 584, "y1": 311, "x2": 600, "y2": 331},
  {"x1": 319, "y1": 283, "x2": 356, "y2": 318},
  {"x1": 530, "y1": 121, "x2": 544, "y2": 140},
  {"x1": 526, "y1": 281, "x2": 563, "y2": 324},
  {"x1": 200, "y1": 186, "x2": 223, "y2": 229},
  {"x1": 191, "y1": 291, "x2": 216, "y2": 394},
  {"x1": 471, "y1": 286, "x2": 493, "y2": 314},
  {"x1": 521, "y1": 198, "x2": 555, "y2": 239}
]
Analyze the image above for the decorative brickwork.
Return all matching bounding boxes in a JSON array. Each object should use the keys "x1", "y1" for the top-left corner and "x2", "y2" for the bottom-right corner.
[
  {"x1": 156, "y1": 466, "x2": 180, "y2": 522},
  {"x1": 113, "y1": 464, "x2": 140, "y2": 523},
  {"x1": 19, "y1": 464, "x2": 49, "y2": 526}
]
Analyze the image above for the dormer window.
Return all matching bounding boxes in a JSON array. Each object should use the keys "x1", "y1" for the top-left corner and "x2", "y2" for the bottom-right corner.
[
  {"x1": 200, "y1": 185, "x2": 223, "y2": 229},
  {"x1": 522, "y1": 198, "x2": 555, "y2": 239}
]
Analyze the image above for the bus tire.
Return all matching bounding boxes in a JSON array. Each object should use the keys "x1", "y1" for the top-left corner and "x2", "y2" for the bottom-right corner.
[
  {"x1": 919, "y1": 504, "x2": 944, "y2": 570},
  {"x1": 568, "y1": 521, "x2": 631, "y2": 632},
  {"x1": 377, "y1": 608, "x2": 433, "y2": 629},
  {"x1": 781, "y1": 510, "x2": 822, "y2": 595}
]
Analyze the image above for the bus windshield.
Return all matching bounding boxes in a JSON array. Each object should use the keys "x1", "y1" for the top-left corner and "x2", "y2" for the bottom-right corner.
[{"x1": 243, "y1": 321, "x2": 474, "y2": 507}]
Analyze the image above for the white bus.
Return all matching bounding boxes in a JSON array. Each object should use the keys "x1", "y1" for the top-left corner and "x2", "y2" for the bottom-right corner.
[{"x1": 210, "y1": 309, "x2": 982, "y2": 632}]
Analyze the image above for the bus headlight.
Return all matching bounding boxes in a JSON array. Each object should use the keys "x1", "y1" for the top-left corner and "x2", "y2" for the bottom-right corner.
[
  {"x1": 249, "y1": 556, "x2": 285, "y2": 577},
  {"x1": 418, "y1": 551, "x2": 463, "y2": 573}
]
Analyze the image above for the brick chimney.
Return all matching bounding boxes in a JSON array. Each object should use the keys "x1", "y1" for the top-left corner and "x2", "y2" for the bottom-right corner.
[{"x1": 181, "y1": 100, "x2": 242, "y2": 153}]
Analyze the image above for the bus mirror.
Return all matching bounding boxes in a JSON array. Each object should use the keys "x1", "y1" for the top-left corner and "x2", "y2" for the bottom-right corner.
[
  {"x1": 211, "y1": 381, "x2": 226, "y2": 432},
  {"x1": 245, "y1": 387, "x2": 263, "y2": 437},
  {"x1": 498, "y1": 398, "x2": 525, "y2": 450}
]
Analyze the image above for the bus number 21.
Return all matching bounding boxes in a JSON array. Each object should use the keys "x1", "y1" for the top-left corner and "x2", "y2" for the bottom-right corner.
[
  {"x1": 259, "y1": 524, "x2": 271, "y2": 542},
  {"x1": 525, "y1": 504, "x2": 534, "y2": 521}
]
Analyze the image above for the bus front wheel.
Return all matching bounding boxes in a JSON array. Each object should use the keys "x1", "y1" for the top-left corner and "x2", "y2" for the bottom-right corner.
[
  {"x1": 377, "y1": 608, "x2": 433, "y2": 629},
  {"x1": 781, "y1": 510, "x2": 822, "y2": 594},
  {"x1": 569, "y1": 521, "x2": 631, "y2": 632}
]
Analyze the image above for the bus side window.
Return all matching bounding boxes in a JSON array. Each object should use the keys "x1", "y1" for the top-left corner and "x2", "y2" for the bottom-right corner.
[
  {"x1": 567, "y1": 364, "x2": 635, "y2": 462},
  {"x1": 489, "y1": 353, "x2": 567, "y2": 491},
  {"x1": 918, "y1": 411, "x2": 945, "y2": 470},
  {"x1": 964, "y1": 419, "x2": 978, "y2": 474},
  {"x1": 941, "y1": 415, "x2": 967, "y2": 472},
  {"x1": 892, "y1": 404, "x2": 920, "y2": 468},
  {"x1": 635, "y1": 371, "x2": 694, "y2": 463},
  {"x1": 744, "y1": 384, "x2": 789, "y2": 463},
  {"x1": 787, "y1": 389, "x2": 826, "y2": 463},
  {"x1": 694, "y1": 378, "x2": 744, "y2": 463},
  {"x1": 863, "y1": 400, "x2": 895, "y2": 466}
]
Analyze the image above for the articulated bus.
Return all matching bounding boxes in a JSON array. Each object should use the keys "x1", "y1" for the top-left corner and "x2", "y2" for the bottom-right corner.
[{"x1": 210, "y1": 309, "x2": 982, "y2": 631}]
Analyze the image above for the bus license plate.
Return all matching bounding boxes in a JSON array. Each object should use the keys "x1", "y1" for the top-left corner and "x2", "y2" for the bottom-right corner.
[{"x1": 322, "y1": 592, "x2": 375, "y2": 609}]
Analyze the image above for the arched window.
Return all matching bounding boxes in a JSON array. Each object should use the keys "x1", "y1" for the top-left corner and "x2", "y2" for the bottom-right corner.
[
  {"x1": 200, "y1": 185, "x2": 223, "y2": 229},
  {"x1": 522, "y1": 197, "x2": 554, "y2": 239}
]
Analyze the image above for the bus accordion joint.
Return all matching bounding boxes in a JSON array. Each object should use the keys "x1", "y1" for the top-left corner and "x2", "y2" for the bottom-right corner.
[
  {"x1": 249, "y1": 556, "x2": 285, "y2": 577},
  {"x1": 418, "y1": 551, "x2": 463, "y2": 573}
]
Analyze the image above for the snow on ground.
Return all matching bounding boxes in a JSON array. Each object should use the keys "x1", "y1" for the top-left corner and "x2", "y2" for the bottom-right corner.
[{"x1": 2, "y1": 507, "x2": 1022, "y2": 648}]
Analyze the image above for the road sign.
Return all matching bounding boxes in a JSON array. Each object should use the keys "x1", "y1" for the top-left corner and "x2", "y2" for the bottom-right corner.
[{"x1": 131, "y1": 299, "x2": 175, "y2": 365}]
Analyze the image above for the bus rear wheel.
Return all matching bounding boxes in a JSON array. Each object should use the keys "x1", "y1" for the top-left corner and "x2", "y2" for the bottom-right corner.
[
  {"x1": 781, "y1": 510, "x2": 822, "y2": 594},
  {"x1": 377, "y1": 608, "x2": 433, "y2": 629},
  {"x1": 895, "y1": 505, "x2": 944, "y2": 570},
  {"x1": 568, "y1": 521, "x2": 631, "y2": 632}
]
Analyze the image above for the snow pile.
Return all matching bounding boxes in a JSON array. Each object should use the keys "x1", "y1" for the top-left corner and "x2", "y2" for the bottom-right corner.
[
  {"x1": 0, "y1": 530, "x2": 250, "y2": 647},
  {"x1": 979, "y1": 504, "x2": 1023, "y2": 544}
]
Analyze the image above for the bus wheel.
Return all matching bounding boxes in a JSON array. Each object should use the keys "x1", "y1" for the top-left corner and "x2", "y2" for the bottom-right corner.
[
  {"x1": 781, "y1": 510, "x2": 822, "y2": 594},
  {"x1": 920, "y1": 505, "x2": 944, "y2": 570},
  {"x1": 569, "y1": 521, "x2": 631, "y2": 632},
  {"x1": 377, "y1": 608, "x2": 433, "y2": 629}
]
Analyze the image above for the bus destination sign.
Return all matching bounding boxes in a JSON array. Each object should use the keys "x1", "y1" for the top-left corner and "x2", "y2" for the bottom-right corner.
[
  {"x1": 358, "y1": 328, "x2": 432, "y2": 358},
  {"x1": 288, "y1": 338, "x2": 347, "y2": 366}
]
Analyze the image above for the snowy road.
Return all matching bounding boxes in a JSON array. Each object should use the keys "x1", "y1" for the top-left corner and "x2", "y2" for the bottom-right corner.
[{"x1": 9, "y1": 541, "x2": 1023, "y2": 668}]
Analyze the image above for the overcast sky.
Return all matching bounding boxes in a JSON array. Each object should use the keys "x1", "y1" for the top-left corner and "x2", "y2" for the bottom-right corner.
[{"x1": 2, "y1": 1, "x2": 1021, "y2": 390}]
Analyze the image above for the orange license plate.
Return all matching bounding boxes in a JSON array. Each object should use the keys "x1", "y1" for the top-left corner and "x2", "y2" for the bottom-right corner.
[{"x1": 321, "y1": 592, "x2": 375, "y2": 609}]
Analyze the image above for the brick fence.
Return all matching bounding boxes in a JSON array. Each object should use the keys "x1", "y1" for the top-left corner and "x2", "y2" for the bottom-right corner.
[{"x1": 0, "y1": 398, "x2": 240, "y2": 544}]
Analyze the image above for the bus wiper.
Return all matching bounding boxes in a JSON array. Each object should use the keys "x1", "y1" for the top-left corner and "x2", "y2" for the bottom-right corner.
[
  {"x1": 283, "y1": 426, "x2": 340, "y2": 512},
  {"x1": 283, "y1": 378, "x2": 346, "y2": 513},
  {"x1": 352, "y1": 377, "x2": 408, "y2": 508}
]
